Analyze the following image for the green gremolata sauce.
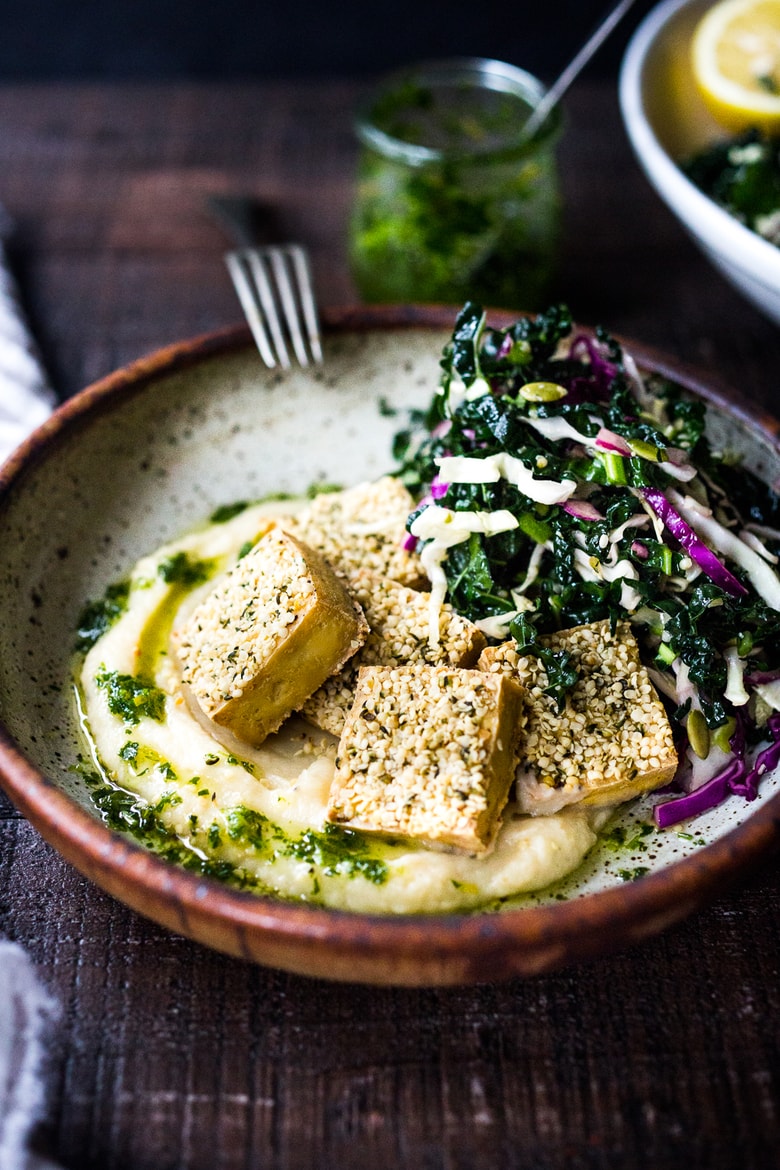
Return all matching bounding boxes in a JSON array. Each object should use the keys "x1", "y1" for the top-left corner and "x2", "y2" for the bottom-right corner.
[
  {"x1": 350, "y1": 77, "x2": 561, "y2": 308},
  {"x1": 76, "y1": 755, "x2": 388, "y2": 895},
  {"x1": 74, "y1": 549, "x2": 391, "y2": 898}
]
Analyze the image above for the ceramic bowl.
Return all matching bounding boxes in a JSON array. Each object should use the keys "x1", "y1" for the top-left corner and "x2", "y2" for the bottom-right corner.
[
  {"x1": 2, "y1": 304, "x2": 780, "y2": 987},
  {"x1": 619, "y1": 0, "x2": 780, "y2": 324}
]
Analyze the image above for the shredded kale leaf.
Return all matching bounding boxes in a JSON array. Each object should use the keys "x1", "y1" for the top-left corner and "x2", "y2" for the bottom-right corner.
[
  {"x1": 684, "y1": 131, "x2": 780, "y2": 244},
  {"x1": 509, "y1": 612, "x2": 579, "y2": 711}
]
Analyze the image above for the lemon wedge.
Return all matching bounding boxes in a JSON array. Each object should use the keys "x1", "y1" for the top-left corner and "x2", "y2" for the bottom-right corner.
[{"x1": 691, "y1": 0, "x2": 780, "y2": 132}]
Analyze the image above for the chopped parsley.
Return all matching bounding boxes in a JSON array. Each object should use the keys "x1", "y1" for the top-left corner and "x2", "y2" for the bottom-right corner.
[
  {"x1": 225, "y1": 805, "x2": 268, "y2": 849},
  {"x1": 157, "y1": 551, "x2": 214, "y2": 587},
  {"x1": 95, "y1": 669, "x2": 166, "y2": 726},
  {"x1": 153, "y1": 789, "x2": 183, "y2": 814},
  {"x1": 602, "y1": 823, "x2": 655, "y2": 853},
  {"x1": 119, "y1": 740, "x2": 176, "y2": 780},
  {"x1": 306, "y1": 482, "x2": 342, "y2": 498},
  {"x1": 618, "y1": 866, "x2": 650, "y2": 882},
  {"x1": 280, "y1": 824, "x2": 388, "y2": 885},
  {"x1": 210, "y1": 501, "x2": 249, "y2": 523},
  {"x1": 75, "y1": 580, "x2": 130, "y2": 651},
  {"x1": 79, "y1": 767, "x2": 256, "y2": 887}
]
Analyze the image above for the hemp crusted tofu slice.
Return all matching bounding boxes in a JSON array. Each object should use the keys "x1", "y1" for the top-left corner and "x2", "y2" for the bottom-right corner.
[
  {"x1": 172, "y1": 529, "x2": 368, "y2": 748},
  {"x1": 279, "y1": 477, "x2": 426, "y2": 587},
  {"x1": 302, "y1": 571, "x2": 487, "y2": 736},
  {"x1": 478, "y1": 619, "x2": 677, "y2": 814},
  {"x1": 328, "y1": 663, "x2": 524, "y2": 854}
]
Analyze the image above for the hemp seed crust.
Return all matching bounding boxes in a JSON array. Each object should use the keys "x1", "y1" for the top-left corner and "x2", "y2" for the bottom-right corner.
[
  {"x1": 479, "y1": 619, "x2": 678, "y2": 813},
  {"x1": 280, "y1": 477, "x2": 427, "y2": 587},
  {"x1": 328, "y1": 663, "x2": 524, "y2": 854},
  {"x1": 302, "y1": 570, "x2": 487, "y2": 736},
  {"x1": 172, "y1": 529, "x2": 368, "y2": 747}
]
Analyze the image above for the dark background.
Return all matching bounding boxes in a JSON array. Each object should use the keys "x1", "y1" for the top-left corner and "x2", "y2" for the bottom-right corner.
[{"x1": 3, "y1": 0, "x2": 659, "y2": 80}]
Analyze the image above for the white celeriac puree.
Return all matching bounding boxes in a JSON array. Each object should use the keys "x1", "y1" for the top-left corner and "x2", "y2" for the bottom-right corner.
[{"x1": 80, "y1": 503, "x2": 603, "y2": 913}]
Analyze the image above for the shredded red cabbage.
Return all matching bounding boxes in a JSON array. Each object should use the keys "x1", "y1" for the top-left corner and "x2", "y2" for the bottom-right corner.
[
  {"x1": 430, "y1": 477, "x2": 449, "y2": 501},
  {"x1": 642, "y1": 487, "x2": 749, "y2": 597},
  {"x1": 731, "y1": 710, "x2": 747, "y2": 761},
  {"x1": 742, "y1": 732, "x2": 780, "y2": 795},
  {"x1": 733, "y1": 712, "x2": 780, "y2": 799},
  {"x1": 594, "y1": 427, "x2": 631, "y2": 457},
  {"x1": 745, "y1": 669, "x2": 780, "y2": 685},
  {"x1": 654, "y1": 760, "x2": 744, "y2": 827},
  {"x1": 431, "y1": 418, "x2": 452, "y2": 440},
  {"x1": 569, "y1": 334, "x2": 617, "y2": 380},
  {"x1": 562, "y1": 499, "x2": 604, "y2": 522},
  {"x1": 565, "y1": 334, "x2": 617, "y2": 402},
  {"x1": 654, "y1": 713, "x2": 780, "y2": 826}
]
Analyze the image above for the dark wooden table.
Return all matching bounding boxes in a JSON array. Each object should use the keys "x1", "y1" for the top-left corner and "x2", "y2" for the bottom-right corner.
[{"x1": 1, "y1": 79, "x2": 779, "y2": 1170}]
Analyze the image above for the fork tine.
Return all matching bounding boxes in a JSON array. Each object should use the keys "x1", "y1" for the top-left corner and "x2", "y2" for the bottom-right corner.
[
  {"x1": 267, "y1": 247, "x2": 310, "y2": 367},
  {"x1": 224, "y1": 252, "x2": 277, "y2": 368},
  {"x1": 224, "y1": 244, "x2": 323, "y2": 369},
  {"x1": 288, "y1": 245, "x2": 323, "y2": 365},
  {"x1": 244, "y1": 250, "x2": 291, "y2": 369}
]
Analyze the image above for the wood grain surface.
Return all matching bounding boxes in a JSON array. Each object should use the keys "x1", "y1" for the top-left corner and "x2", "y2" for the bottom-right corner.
[{"x1": 1, "y1": 79, "x2": 779, "y2": 1170}]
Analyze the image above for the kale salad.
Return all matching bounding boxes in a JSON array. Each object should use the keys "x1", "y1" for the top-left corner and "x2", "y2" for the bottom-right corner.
[
  {"x1": 395, "y1": 303, "x2": 780, "y2": 827},
  {"x1": 684, "y1": 130, "x2": 780, "y2": 245}
]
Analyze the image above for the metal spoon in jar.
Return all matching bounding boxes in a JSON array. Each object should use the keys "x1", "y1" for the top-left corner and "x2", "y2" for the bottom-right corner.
[{"x1": 522, "y1": 0, "x2": 638, "y2": 139}]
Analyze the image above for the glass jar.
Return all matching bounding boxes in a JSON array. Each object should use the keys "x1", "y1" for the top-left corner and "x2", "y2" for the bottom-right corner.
[{"x1": 349, "y1": 57, "x2": 562, "y2": 310}]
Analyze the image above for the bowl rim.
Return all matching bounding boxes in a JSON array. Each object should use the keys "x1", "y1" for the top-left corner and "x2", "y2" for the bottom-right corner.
[
  {"x1": 618, "y1": 0, "x2": 780, "y2": 284},
  {"x1": 2, "y1": 301, "x2": 780, "y2": 985}
]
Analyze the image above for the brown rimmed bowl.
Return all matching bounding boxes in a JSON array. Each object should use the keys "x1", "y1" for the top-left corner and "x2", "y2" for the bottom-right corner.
[{"x1": 1, "y1": 303, "x2": 780, "y2": 986}]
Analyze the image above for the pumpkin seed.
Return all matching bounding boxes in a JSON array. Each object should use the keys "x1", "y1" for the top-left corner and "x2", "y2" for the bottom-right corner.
[
  {"x1": 519, "y1": 381, "x2": 568, "y2": 403},
  {"x1": 687, "y1": 708, "x2": 711, "y2": 759}
]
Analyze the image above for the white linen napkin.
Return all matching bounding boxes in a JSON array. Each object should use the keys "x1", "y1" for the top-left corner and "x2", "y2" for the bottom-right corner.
[
  {"x1": 0, "y1": 211, "x2": 61, "y2": 1167},
  {"x1": 0, "y1": 206, "x2": 57, "y2": 465},
  {"x1": 0, "y1": 941, "x2": 60, "y2": 1170}
]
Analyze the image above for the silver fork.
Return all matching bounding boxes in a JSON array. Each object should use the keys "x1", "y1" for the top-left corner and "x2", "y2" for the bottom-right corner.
[{"x1": 224, "y1": 244, "x2": 323, "y2": 369}]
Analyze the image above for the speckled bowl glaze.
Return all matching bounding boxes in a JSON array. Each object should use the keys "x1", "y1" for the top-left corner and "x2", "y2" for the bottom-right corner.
[{"x1": 1, "y1": 304, "x2": 780, "y2": 986}]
